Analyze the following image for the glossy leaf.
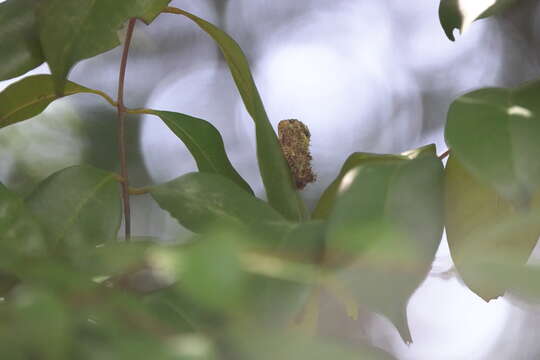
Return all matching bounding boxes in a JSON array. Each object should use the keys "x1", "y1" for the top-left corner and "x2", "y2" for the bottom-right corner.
[
  {"x1": 439, "y1": 0, "x2": 517, "y2": 41},
  {"x1": 326, "y1": 155, "x2": 444, "y2": 343},
  {"x1": 0, "y1": 74, "x2": 112, "y2": 129},
  {"x1": 37, "y1": 0, "x2": 171, "y2": 94},
  {"x1": 313, "y1": 144, "x2": 437, "y2": 219},
  {"x1": 0, "y1": 183, "x2": 47, "y2": 271},
  {"x1": 168, "y1": 7, "x2": 305, "y2": 221},
  {"x1": 445, "y1": 155, "x2": 540, "y2": 301},
  {"x1": 445, "y1": 81, "x2": 540, "y2": 205},
  {"x1": 25, "y1": 165, "x2": 122, "y2": 253},
  {"x1": 149, "y1": 110, "x2": 253, "y2": 195},
  {"x1": 150, "y1": 172, "x2": 290, "y2": 242},
  {"x1": 0, "y1": 0, "x2": 44, "y2": 81}
]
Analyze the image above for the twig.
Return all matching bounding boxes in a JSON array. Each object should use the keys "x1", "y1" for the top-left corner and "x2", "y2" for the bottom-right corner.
[
  {"x1": 439, "y1": 149, "x2": 450, "y2": 160},
  {"x1": 117, "y1": 18, "x2": 137, "y2": 241}
]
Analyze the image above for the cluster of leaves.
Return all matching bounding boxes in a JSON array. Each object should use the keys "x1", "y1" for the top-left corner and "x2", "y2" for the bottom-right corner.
[{"x1": 0, "y1": 0, "x2": 539, "y2": 358}]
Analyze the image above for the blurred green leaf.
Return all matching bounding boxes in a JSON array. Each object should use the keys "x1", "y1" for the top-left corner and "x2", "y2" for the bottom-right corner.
[
  {"x1": 445, "y1": 155, "x2": 540, "y2": 301},
  {"x1": 8, "y1": 287, "x2": 71, "y2": 360},
  {"x1": 232, "y1": 329, "x2": 396, "y2": 360},
  {"x1": 149, "y1": 110, "x2": 253, "y2": 195},
  {"x1": 0, "y1": 0, "x2": 44, "y2": 81},
  {"x1": 37, "y1": 0, "x2": 171, "y2": 94},
  {"x1": 0, "y1": 183, "x2": 47, "y2": 270},
  {"x1": 169, "y1": 7, "x2": 306, "y2": 221},
  {"x1": 273, "y1": 220, "x2": 326, "y2": 264},
  {"x1": 445, "y1": 81, "x2": 540, "y2": 206},
  {"x1": 326, "y1": 155, "x2": 444, "y2": 343},
  {"x1": 150, "y1": 172, "x2": 290, "y2": 242},
  {"x1": 25, "y1": 165, "x2": 122, "y2": 254},
  {"x1": 439, "y1": 0, "x2": 518, "y2": 41},
  {"x1": 0, "y1": 74, "x2": 113, "y2": 129},
  {"x1": 178, "y1": 231, "x2": 249, "y2": 312},
  {"x1": 313, "y1": 144, "x2": 436, "y2": 219}
]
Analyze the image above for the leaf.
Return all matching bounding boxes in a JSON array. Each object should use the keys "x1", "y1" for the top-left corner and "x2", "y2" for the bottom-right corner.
[
  {"x1": 37, "y1": 0, "x2": 171, "y2": 94},
  {"x1": 232, "y1": 330, "x2": 396, "y2": 360},
  {"x1": 167, "y1": 7, "x2": 305, "y2": 221},
  {"x1": 445, "y1": 81, "x2": 540, "y2": 205},
  {"x1": 0, "y1": 74, "x2": 113, "y2": 129},
  {"x1": 177, "y1": 230, "x2": 249, "y2": 311},
  {"x1": 325, "y1": 154, "x2": 444, "y2": 343},
  {"x1": 313, "y1": 144, "x2": 437, "y2": 219},
  {"x1": 149, "y1": 110, "x2": 253, "y2": 195},
  {"x1": 445, "y1": 155, "x2": 540, "y2": 301},
  {"x1": 0, "y1": 0, "x2": 44, "y2": 81},
  {"x1": 25, "y1": 165, "x2": 122, "y2": 254},
  {"x1": 150, "y1": 172, "x2": 290, "y2": 243},
  {"x1": 0, "y1": 183, "x2": 47, "y2": 271},
  {"x1": 273, "y1": 220, "x2": 326, "y2": 264},
  {"x1": 439, "y1": 0, "x2": 518, "y2": 41}
]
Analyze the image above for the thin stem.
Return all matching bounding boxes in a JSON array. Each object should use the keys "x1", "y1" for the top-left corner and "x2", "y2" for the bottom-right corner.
[
  {"x1": 439, "y1": 149, "x2": 450, "y2": 160},
  {"x1": 117, "y1": 18, "x2": 137, "y2": 241}
]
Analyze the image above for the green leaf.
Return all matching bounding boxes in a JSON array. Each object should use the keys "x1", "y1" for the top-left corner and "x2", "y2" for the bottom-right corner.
[
  {"x1": 232, "y1": 330, "x2": 396, "y2": 360},
  {"x1": 150, "y1": 172, "x2": 289, "y2": 242},
  {"x1": 273, "y1": 220, "x2": 326, "y2": 265},
  {"x1": 0, "y1": 183, "x2": 47, "y2": 271},
  {"x1": 178, "y1": 231, "x2": 249, "y2": 311},
  {"x1": 0, "y1": 0, "x2": 44, "y2": 81},
  {"x1": 325, "y1": 154, "x2": 444, "y2": 343},
  {"x1": 149, "y1": 110, "x2": 253, "y2": 195},
  {"x1": 439, "y1": 0, "x2": 517, "y2": 41},
  {"x1": 37, "y1": 0, "x2": 171, "y2": 94},
  {"x1": 0, "y1": 74, "x2": 113, "y2": 129},
  {"x1": 445, "y1": 155, "x2": 540, "y2": 301},
  {"x1": 313, "y1": 144, "x2": 437, "y2": 219},
  {"x1": 10, "y1": 288, "x2": 72, "y2": 360},
  {"x1": 169, "y1": 7, "x2": 305, "y2": 221},
  {"x1": 445, "y1": 81, "x2": 540, "y2": 205},
  {"x1": 25, "y1": 165, "x2": 122, "y2": 253}
]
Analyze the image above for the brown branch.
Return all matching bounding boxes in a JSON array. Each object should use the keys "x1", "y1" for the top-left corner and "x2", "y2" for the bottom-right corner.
[
  {"x1": 439, "y1": 149, "x2": 451, "y2": 160},
  {"x1": 117, "y1": 18, "x2": 137, "y2": 241}
]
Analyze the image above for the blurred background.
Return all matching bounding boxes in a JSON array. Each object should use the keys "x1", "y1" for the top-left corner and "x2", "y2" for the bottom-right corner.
[{"x1": 1, "y1": 0, "x2": 540, "y2": 358}]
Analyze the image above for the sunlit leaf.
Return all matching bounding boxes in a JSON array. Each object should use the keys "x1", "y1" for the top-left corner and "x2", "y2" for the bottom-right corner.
[
  {"x1": 445, "y1": 155, "x2": 540, "y2": 301},
  {"x1": 149, "y1": 110, "x2": 253, "y2": 195},
  {"x1": 0, "y1": 75, "x2": 113, "y2": 129},
  {"x1": 313, "y1": 144, "x2": 436, "y2": 219},
  {"x1": 445, "y1": 81, "x2": 540, "y2": 206},
  {"x1": 37, "y1": 0, "x2": 171, "y2": 94},
  {"x1": 25, "y1": 165, "x2": 122, "y2": 253},
  {"x1": 150, "y1": 172, "x2": 291, "y2": 244},
  {"x1": 326, "y1": 155, "x2": 444, "y2": 343},
  {"x1": 439, "y1": 0, "x2": 518, "y2": 41},
  {"x1": 167, "y1": 7, "x2": 305, "y2": 221},
  {"x1": 0, "y1": 0, "x2": 44, "y2": 81}
]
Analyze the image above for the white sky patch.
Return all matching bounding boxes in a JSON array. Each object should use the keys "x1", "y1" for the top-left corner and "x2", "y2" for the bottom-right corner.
[
  {"x1": 459, "y1": 0, "x2": 496, "y2": 33},
  {"x1": 507, "y1": 106, "x2": 533, "y2": 118}
]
